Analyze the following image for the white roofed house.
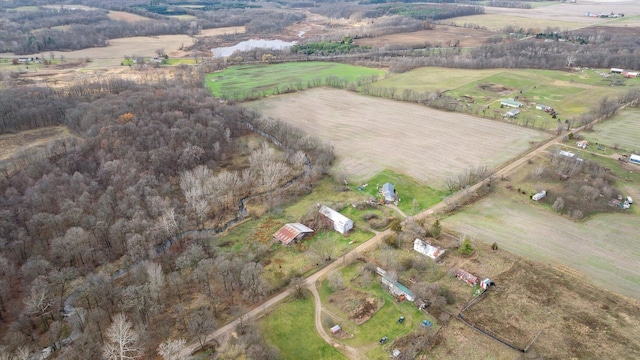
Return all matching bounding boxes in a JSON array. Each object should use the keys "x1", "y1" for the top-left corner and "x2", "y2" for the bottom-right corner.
[
  {"x1": 413, "y1": 239, "x2": 445, "y2": 261},
  {"x1": 318, "y1": 205, "x2": 353, "y2": 235},
  {"x1": 381, "y1": 182, "x2": 397, "y2": 203}
]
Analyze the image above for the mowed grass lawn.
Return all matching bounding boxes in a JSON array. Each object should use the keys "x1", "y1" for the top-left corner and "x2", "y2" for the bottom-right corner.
[
  {"x1": 260, "y1": 296, "x2": 346, "y2": 360},
  {"x1": 583, "y1": 108, "x2": 640, "y2": 153},
  {"x1": 441, "y1": 192, "x2": 640, "y2": 300},
  {"x1": 205, "y1": 62, "x2": 386, "y2": 100}
]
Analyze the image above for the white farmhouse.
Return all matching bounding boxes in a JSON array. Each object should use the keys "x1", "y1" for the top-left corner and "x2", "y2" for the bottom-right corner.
[
  {"x1": 413, "y1": 239, "x2": 445, "y2": 260},
  {"x1": 319, "y1": 205, "x2": 353, "y2": 235}
]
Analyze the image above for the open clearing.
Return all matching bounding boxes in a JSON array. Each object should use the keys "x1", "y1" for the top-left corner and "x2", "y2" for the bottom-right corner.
[
  {"x1": 107, "y1": 10, "x2": 154, "y2": 22},
  {"x1": 0, "y1": 126, "x2": 72, "y2": 162},
  {"x1": 196, "y1": 26, "x2": 245, "y2": 37},
  {"x1": 441, "y1": 188, "x2": 640, "y2": 300},
  {"x1": 247, "y1": 88, "x2": 548, "y2": 187},
  {"x1": 15, "y1": 35, "x2": 194, "y2": 67},
  {"x1": 583, "y1": 108, "x2": 640, "y2": 153},
  {"x1": 354, "y1": 25, "x2": 499, "y2": 49}
]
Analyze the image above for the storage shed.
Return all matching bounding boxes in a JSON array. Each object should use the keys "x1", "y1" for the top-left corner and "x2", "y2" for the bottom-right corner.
[
  {"x1": 381, "y1": 182, "x2": 396, "y2": 203},
  {"x1": 273, "y1": 223, "x2": 314, "y2": 246},
  {"x1": 630, "y1": 154, "x2": 640, "y2": 165},
  {"x1": 413, "y1": 239, "x2": 445, "y2": 260}
]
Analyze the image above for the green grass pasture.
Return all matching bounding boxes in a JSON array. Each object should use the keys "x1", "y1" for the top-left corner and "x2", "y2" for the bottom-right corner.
[
  {"x1": 582, "y1": 108, "x2": 640, "y2": 153},
  {"x1": 260, "y1": 296, "x2": 346, "y2": 360},
  {"x1": 205, "y1": 62, "x2": 386, "y2": 100},
  {"x1": 375, "y1": 67, "x2": 639, "y2": 129}
]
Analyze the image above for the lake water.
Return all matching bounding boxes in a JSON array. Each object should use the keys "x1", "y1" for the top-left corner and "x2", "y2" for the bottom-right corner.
[{"x1": 211, "y1": 39, "x2": 296, "y2": 57}]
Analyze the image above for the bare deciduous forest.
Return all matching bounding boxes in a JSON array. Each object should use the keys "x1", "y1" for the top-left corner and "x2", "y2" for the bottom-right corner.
[{"x1": 0, "y1": 65, "x2": 333, "y2": 358}]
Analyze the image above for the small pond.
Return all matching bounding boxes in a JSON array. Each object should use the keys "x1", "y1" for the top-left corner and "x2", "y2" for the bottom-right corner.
[{"x1": 211, "y1": 39, "x2": 296, "y2": 57}]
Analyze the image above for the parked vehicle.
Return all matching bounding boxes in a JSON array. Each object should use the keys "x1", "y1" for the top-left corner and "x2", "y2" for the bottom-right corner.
[
  {"x1": 420, "y1": 319, "x2": 432, "y2": 328},
  {"x1": 397, "y1": 316, "x2": 405, "y2": 324},
  {"x1": 378, "y1": 336, "x2": 388, "y2": 344}
]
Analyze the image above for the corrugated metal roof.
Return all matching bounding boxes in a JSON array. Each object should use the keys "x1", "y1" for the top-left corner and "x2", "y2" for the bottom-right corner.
[{"x1": 273, "y1": 223, "x2": 313, "y2": 245}]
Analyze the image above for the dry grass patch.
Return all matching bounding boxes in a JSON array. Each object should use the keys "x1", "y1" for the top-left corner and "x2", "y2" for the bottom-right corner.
[
  {"x1": 329, "y1": 288, "x2": 383, "y2": 325},
  {"x1": 355, "y1": 25, "x2": 498, "y2": 49},
  {"x1": 196, "y1": 26, "x2": 245, "y2": 37},
  {"x1": 462, "y1": 259, "x2": 640, "y2": 358},
  {"x1": 108, "y1": 10, "x2": 154, "y2": 22},
  {"x1": 248, "y1": 88, "x2": 548, "y2": 187}
]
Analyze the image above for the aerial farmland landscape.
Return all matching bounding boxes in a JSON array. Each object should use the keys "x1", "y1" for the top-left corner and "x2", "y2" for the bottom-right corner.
[{"x1": 1, "y1": 1, "x2": 640, "y2": 359}]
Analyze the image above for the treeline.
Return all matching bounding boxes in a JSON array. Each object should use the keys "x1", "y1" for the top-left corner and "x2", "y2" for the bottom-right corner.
[{"x1": 0, "y1": 70, "x2": 333, "y2": 358}]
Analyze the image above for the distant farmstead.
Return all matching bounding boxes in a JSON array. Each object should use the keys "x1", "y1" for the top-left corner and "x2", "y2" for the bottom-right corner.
[
  {"x1": 273, "y1": 223, "x2": 314, "y2": 246},
  {"x1": 413, "y1": 239, "x2": 445, "y2": 261},
  {"x1": 318, "y1": 205, "x2": 353, "y2": 235}
]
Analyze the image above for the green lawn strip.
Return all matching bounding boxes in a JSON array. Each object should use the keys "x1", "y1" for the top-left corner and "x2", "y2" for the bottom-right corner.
[
  {"x1": 260, "y1": 295, "x2": 346, "y2": 360},
  {"x1": 349, "y1": 170, "x2": 446, "y2": 216},
  {"x1": 166, "y1": 58, "x2": 197, "y2": 65},
  {"x1": 205, "y1": 62, "x2": 386, "y2": 100}
]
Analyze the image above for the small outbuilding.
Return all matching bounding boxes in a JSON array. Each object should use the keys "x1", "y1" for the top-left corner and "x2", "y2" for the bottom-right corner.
[
  {"x1": 503, "y1": 109, "x2": 520, "y2": 118},
  {"x1": 455, "y1": 269, "x2": 479, "y2": 286},
  {"x1": 319, "y1": 205, "x2": 353, "y2": 235},
  {"x1": 611, "y1": 68, "x2": 624, "y2": 74},
  {"x1": 330, "y1": 325, "x2": 342, "y2": 335},
  {"x1": 273, "y1": 223, "x2": 314, "y2": 246},
  {"x1": 630, "y1": 154, "x2": 640, "y2": 165},
  {"x1": 500, "y1": 98, "x2": 523, "y2": 108},
  {"x1": 535, "y1": 104, "x2": 553, "y2": 112},
  {"x1": 576, "y1": 140, "x2": 588, "y2": 149},
  {"x1": 532, "y1": 190, "x2": 547, "y2": 201},
  {"x1": 392, "y1": 349, "x2": 401, "y2": 358}
]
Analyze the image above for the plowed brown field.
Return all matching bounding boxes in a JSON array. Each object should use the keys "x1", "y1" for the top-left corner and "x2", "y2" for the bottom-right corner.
[{"x1": 246, "y1": 88, "x2": 549, "y2": 187}]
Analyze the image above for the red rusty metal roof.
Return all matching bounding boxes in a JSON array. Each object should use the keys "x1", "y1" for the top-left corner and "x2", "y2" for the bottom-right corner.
[{"x1": 273, "y1": 223, "x2": 313, "y2": 245}]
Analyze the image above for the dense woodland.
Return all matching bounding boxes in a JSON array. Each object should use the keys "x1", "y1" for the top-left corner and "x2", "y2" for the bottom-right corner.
[{"x1": 0, "y1": 65, "x2": 334, "y2": 358}]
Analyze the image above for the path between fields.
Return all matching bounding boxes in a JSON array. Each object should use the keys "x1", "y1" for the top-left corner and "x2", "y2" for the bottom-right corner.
[{"x1": 180, "y1": 119, "x2": 604, "y2": 359}]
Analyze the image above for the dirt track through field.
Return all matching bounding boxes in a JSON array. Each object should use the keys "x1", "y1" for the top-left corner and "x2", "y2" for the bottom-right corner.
[{"x1": 247, "y1": 88, "x2": 548, "y2": 187}]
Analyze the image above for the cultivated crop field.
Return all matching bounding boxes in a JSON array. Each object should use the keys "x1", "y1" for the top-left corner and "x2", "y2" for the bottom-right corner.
[
  {"x1": 441, "y1": 187, "x2": 640, "y2": 300},
  {"x1": 452, "y1": 1, "x2": 640, "y2": 31},
  {"x1": 583, "y1": 108, "x2": 640, "y2": 153},
  {"x1": 247, "y1": 88, "x2": 549, "y2": 187},
  {"x1": 206, "y1": 62, "x2": 386, "y2": 100}
]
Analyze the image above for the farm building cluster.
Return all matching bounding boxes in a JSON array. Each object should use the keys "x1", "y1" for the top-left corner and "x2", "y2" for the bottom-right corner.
[
  {"x1": 272, "y1": 204, "x2": 353, "y2": 245},
  {"x1": 455, "y1": 269, "x2": 494, "y2": 291},
  {"x1": 610, "y1": 68, "x2": 638, "y2": 78},
  {"x1": 376, "y1": 267, "x2": 415, "y2": 302}
]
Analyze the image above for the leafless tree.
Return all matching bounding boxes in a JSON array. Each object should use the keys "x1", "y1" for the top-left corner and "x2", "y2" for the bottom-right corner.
[
  {"x1": 157, "y1": 338, "x2": 186, "y2": 360},
  {"x1": 328, "y1": 271, "x2": 344, "y2": 291},
  {"x1": 144, "y1": 261, "x2": 164, "y2": 302},
  {"x1": 289, "y1": 277, "x2": 305, "y2": 299},
  {"x1": 102, "y1": 313, "x2": 142, "y2": 360},
  {"x1": 187, "y1": 307, "x2": 215, "y2": 349}
]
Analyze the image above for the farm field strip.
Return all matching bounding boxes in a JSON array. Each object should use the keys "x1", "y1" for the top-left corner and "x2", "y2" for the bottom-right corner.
[
  {"x1": 247, "y1": 88, "x2": 548, "y2": 187},
  {"x1": 582, "y1": 108, "x2": 640, "y2": 153},
  {"x1": 441, "y1": 194, "x2": 640, "y2": 300}
]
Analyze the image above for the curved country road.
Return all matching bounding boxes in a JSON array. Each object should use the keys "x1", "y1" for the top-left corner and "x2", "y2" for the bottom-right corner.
[{"x1": 180, "y1": 112, "x2": 616, "y2": 358}]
